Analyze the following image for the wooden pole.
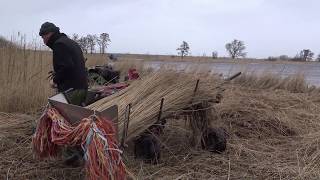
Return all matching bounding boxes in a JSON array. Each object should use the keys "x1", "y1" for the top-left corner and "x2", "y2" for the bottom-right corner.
[
  {"x1": 157, "y1": 98, "x2": 164, "y2": 123},
  {"x1": 121, "y1": 103, "x2": 131, "y2": 149}
]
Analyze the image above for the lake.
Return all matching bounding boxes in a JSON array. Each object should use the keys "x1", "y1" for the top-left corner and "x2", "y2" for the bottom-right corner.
[{"x1": 144, "y1": 61, "x2": 320, "y2": 86}]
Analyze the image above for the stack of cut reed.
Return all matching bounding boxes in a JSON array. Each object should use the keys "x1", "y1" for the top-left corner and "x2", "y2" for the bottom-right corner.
[{"x1": 87, "y1": 70, "x2": 223, "y2": 141}]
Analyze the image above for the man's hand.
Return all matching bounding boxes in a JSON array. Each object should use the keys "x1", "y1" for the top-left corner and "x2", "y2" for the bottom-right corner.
[
  {"x1": 47, "y1": 71, "x2": 55, "y2": 80},
  {"x1": 50, "y1": 79, "x2": 57, "y2": 89}
]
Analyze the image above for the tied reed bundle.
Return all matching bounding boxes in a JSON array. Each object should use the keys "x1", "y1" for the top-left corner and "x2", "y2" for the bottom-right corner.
[{"x1": 88, "y1": 70, "x2": 224, "y2": 141}]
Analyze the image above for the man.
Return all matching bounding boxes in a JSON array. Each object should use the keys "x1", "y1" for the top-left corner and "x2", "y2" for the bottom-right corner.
[
  {"x1": 39, "y1": 22, "x2": 88, "y2": 106},
  {"x1": 39, "y1": 22, "x2": 87, "y2": 166}
]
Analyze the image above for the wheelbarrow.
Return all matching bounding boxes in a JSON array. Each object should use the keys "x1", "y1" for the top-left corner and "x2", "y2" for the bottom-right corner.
[
  {"x1": 48, "y1": 92, "x2": 129, "y2": 144},
  {"x1": 44, "y1": 92, "x2": 128, "y2": 179}
]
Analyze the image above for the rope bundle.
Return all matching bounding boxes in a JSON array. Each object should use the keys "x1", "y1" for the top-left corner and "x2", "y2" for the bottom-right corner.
[{"x1": 32, "y1": 108, "x2": 126, "y2": 180}]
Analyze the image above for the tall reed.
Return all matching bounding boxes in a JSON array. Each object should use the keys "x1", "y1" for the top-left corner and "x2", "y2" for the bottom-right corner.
[{"x1": 0, "y1": 44, "x2": 107, "y2": 113}]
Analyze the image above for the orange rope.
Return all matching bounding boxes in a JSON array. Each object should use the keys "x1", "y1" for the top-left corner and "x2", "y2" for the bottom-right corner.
[{"x1": 32, "y1": 108, "x2": 126, "y2": 180}]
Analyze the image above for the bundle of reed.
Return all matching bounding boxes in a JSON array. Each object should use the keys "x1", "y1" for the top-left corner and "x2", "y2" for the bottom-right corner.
[{"x1": 88, "y1": 70, "x2": 224, "y2": 141}]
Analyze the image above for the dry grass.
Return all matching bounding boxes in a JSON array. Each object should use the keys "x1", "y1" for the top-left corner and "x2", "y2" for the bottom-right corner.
[
  {"x1": 2, "y1": 71, "x2": 320, "y2": 179},
  {"x1": 0, "y1": 112, "x2": 85, "y2": 179},
  {"x1": 234, "y1": 73, "x2": 311, "y2": 93},
  {"x1": 0, "y1": 46, "x2": 108, "y2": 113},
  {"x1": 0, "y1": 47, "x2": 53, "y2": 113}
]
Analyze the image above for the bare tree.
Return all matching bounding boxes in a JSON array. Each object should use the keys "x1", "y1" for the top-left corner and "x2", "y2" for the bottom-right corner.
[
  {"x1": 317, "y1": 54, "x2": 320, "y2": 62},
  {"x1": 176, "y1": 41, "x2": 190, "y2": 59},
  {"x1": 225, "y1": 39, "x2": 247, "y2": 59},
  {"x1": 78, "y1": 36, "x2": 89, "y2": 54},
  {"x1": 212, "y1": 51, "x2": 218, "y2": 59},
  {"x1": 71, "y1": 33, "x2": 79, "y2": 42},
  {"x1": 295, "y1": 49, "x2": 314, "y2": 61},
  {"x1": 97, "y1": 33, "x2": 111, "y2": 54},
  {"x1": 86, "y1": 34, "x2": 97, "y2": 54}
]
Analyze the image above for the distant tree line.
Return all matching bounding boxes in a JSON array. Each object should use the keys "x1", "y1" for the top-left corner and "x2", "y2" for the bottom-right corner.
[
  {"x1": 268, "y1": 49, "x2": 320, "y2": 62},
  {"x1": 71, "y1": 33, "x2": 111, "y2": 54},
  {"x1": 176, "y1": 39, "x2": 320, "y2": 62}
]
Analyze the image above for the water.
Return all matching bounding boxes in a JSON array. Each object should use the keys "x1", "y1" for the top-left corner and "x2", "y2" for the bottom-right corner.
[{"x1": 145, "y1": 61, "x2": 320, "y2": 86}]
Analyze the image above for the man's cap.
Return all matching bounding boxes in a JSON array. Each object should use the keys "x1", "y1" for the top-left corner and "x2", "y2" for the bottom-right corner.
[{"x1": 39, "y1": 22, "x2": 60, "y2": 36}]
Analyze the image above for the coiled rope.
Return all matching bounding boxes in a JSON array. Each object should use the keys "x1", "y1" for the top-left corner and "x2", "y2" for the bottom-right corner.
[{"x1": 32, "y1": 107, "x2": 127, "y2": 180}]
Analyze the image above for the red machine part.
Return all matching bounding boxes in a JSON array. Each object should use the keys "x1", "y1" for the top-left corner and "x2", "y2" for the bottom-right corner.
[
  {"x1": 128, "y1": 68, "x2": 139, "y2": 80},
  {"x1": 97, "y1": 82, "x2": 129, "y2": 97}
]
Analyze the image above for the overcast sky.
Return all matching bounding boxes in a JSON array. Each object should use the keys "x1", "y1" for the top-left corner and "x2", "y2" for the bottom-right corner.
[{"x1": 0, "y1": 0, "x2": 319, "y2": 58}]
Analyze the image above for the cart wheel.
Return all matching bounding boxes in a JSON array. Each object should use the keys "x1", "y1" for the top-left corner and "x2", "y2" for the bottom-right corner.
[
  {"x1": 201, "y1": 128, "x2": 227, "y2": 153},
  {"x1": 134, "y1": 134, "x2": 161, "y2": 164}
]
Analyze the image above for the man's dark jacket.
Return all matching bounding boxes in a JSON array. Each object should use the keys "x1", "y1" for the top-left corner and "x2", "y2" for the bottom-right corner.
[{"x1": 47, "y1": 33, "x2": 88, "y2": 92}]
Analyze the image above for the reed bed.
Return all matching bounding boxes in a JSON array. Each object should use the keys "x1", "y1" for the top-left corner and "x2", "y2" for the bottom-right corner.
[
  {"x1": 0, "y1": 47, "x2": 53, "y2": 113},
  {"x1": 234, "y1": 72, "x2": 311, "y2": 93},
  {"x1": 2, "y1": 72, "x2": 320, "y2": 179},
  {"x1": 0, "y1": 45, "x2": 109, "y2": 113}
]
